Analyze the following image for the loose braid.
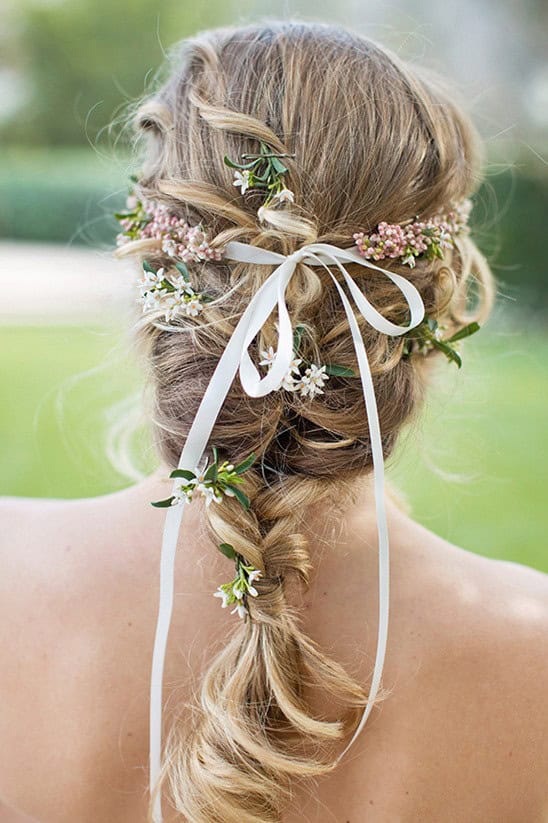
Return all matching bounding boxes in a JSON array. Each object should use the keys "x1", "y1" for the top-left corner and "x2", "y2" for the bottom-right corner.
[
  {"x1": 163, "y1": 473, "x2": 368, "y2": 823},
  {"x1": 115, "y1": 20, "x2": 496, "y2": 822}
]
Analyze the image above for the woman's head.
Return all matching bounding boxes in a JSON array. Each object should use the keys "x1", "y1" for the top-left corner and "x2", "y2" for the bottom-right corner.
[{"x1": 116, "y1": 20, "x2": 495, "y2": 822}]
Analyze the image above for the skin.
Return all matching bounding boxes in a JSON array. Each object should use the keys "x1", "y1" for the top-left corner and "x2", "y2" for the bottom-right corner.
[{"x1": 0, "y1": 467, "x2": 547, "y2": 823}]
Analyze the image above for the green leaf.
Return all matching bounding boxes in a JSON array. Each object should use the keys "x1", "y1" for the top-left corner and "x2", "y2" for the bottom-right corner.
[
  {"x1": 129, "y1": 173, "x2": 139, "y2": 184},
  {"x1": 212, "y1": 446, "x2": 219, "y2": 467},
  {"x1": 446, "y1": 322, "x2": 480, "y2": 344},
  {"x1": 324, "y1": 363, "x2": 356, "y2": 377},
  {"x1": 174, "y1": 261, "x2": 190, "y2": 282},
  {"x1": 234, "y1": 452, "x2": 256, "y2": 475},
  {"x1": 223, "y1": 155, "x2": 256, "y2": 171},
  {"x1": 114, "y1": 210, "x2": 133, "y2": 220},
  {"x1": 218, "y1": 542, "x2": 237, "y2": 560},
  {"x1": 227, "y1": 485, "x2": 251, "y2": 510},
  {"x1": 426, "y1": 317, "x2": 438, "y2": 333},
  {"x1": 270, "y1": 156, "x2": 288, "y2": 175},
  {"x1": 203, "y1": 462, "x2": 217, "y2": 483},
  {"x1": 293, "y1": 324, "x2": 305, "y2": 355},
  {"x1": 169, "y1": 469, "x2": 195, "y2": 481},
  {"x1": 151, "y1": 497, "x2": 175, "y2": 508},
  {"x1": 431, "y1": 339, "x2": 462, "y2": 368},
  {"x1": 142, "y1": 259, "x2": 156, "y2": 274}
]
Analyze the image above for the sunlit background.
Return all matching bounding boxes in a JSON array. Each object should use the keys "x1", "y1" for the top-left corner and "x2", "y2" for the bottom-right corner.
[{"x1": 1, "y1": 0, "x2": 547, "y2": 571}]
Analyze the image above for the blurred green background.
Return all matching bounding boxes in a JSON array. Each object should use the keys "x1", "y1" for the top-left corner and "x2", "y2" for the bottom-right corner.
[{"x1": 1, "y1": 0, "x2": 547, "y2": 571}]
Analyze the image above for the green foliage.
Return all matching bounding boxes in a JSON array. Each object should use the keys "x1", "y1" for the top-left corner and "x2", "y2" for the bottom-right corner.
[
  {"x1": 1, "y1": 323, "x2": 546, "y2": 572},
  {"x1": 0, "y1": 147, "x2": 128, "y2": 246},
  {"x1": 4, "y1": 0, "x2": 248, "y2": 147}
]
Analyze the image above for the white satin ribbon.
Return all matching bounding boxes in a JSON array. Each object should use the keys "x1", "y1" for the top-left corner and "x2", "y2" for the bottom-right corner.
[{"x1": 150, "y1": 241, "x2": 425, "y2": 822}]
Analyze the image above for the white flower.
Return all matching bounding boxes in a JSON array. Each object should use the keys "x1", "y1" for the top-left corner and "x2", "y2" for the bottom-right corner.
[
  {"x1": 247, "y1": 569, "x2": 262, "y2": 584},
  {"x1": 171, "y1": 482, "x2": 194, "y2": 505},
  {"x1": 161, "y1": 238, "x2": 177, "y2": 257},
  {"x1": 299, "y1": 364, "x2": 329, "y2": 398},
  {"x1": 232, "y1": 583, "x2": 244, "y2": 599},
  {"x1": 196, "y1": 483, "x2": 223, "y2": 507},
  {"x1": 259, "y1": 346, "x2": 276, "y2": 366},
  {"x1": 213, "y1": 587, "x2": 230, "y2": 608},
  {"x1": 272, "y1": 188, "x2": 295, "y2": 205},
  {"x1": 233, "y1": 170, "x2": 251, "y2": 194},
  {"x1": 433, "y1": 327, "x2": 444, "y2": 341},
  {"x1": 247, "y1": 584, "x2": 259, "y2": 597},
  {"x1": 163, "y1": 291, "x2": 185, "y2": 321},
  {"x1": 401, "y1": 254, "x2": 416, "y2": 268},
  {"x1": 257, "y1": 205, "x2": 268, "y2": 223},
  {"x1": 184, "y1": 298, "x2": 203, "y2": 317},
  {"x1": 261, "y1": 350, "x2": 303, "y2": 392},
  {"x1": 139, "y1": 267, "x2": 165, "y2": 291},
  {"x1": 288, "y1": 356, "x2": 302, "y2": 374},
  {"x1": 170, "y1": 274, "x2": 192, "y2": 292},
  {"x1": 278, "y1": 372, "x2": 299, "y2": 392},
  {"x1": 141, "y1": 288, "x2": 167, "y2": 312},
  {"x1": 231, "y1": 602, "x2": 248, "y2": 619}
]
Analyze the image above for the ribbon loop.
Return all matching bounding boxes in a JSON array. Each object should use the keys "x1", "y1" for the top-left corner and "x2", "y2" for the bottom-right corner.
[{"x1": 150, "y1": 239, "x2": 425, "y2": 823}]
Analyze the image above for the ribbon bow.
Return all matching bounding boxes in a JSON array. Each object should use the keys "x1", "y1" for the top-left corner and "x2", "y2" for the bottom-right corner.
[{"x1": 150, "y1": 240, "x2": 425, "y2": 822}]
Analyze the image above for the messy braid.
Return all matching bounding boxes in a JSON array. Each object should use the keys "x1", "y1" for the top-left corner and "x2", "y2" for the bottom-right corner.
[{"x1": 115, "y1": 20, "x2": 495, "y2": 822}]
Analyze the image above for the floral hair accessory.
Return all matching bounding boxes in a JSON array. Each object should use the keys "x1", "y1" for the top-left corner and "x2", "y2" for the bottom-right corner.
[
  {"x1": 137, "y1": 259, "x2": 212, "y2": 321},
  {"x1": 403, "y1": 316, "x2": 480, "y2": 367},
  {"x1": 224, "y1": 140, "x2": 296, "y2": 210},
  {"x1": 145, "y1": 206, "x2": 485, "y2": 819},
  {"x1": 116, "y1": 193, "x2": 222, "y2": 263},
  {"x1": 151, "y1": 448, "x2": 261, "y2": 621},
  {"x1": 151, "y1": 448, "x2": 255, "y2": 510},
  {"x1": 258, "y1": 323, "x2": 356, "y2": 397},
  {"x1": 213, "y1": 544, "x2": 263, "y2": 619},
  {"x1": 353, "y1": 198, "x2": 472, "y2": 268}
]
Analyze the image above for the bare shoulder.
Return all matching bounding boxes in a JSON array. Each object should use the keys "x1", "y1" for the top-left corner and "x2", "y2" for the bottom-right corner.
[
  {"x1": 0, "y1": 494, "x2": 155, "y2": 822},
  {"x1": 385, "y1": 527, "x2": 548, "y2": 821}
]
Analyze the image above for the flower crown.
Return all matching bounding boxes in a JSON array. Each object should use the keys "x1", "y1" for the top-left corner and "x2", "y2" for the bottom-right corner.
[{"x1": 115, "y1": 145, "x2": 480, "y2": 619}]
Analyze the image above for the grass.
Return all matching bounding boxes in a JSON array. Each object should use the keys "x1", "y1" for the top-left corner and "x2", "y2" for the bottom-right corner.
[{"x1": 1, "y1": 320, "x2": 546, "y2": 572}]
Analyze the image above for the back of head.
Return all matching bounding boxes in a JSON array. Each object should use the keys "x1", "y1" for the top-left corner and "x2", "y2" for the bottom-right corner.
[{"x1": 116, "y1": 19, "x2": 495, "y2": 822}]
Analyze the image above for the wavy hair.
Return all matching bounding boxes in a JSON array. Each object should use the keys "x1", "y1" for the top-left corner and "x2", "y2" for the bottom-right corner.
[{"x1": 115, "y1": 20, "x2": 495, "y2": 822}]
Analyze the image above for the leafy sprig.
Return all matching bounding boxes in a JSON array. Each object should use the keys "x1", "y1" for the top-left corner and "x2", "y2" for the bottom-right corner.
[
  {"x1": 213, "y1": 548, "x2": 263, "y2": 618},
  {"x1": 292, "y1": 323, "x2": 356, "y2": 378},
  {"x1": 151, "y1": 448, "x2": 256, "y2": 509},
  {"x1": 224, "y1": 141, "x2": 295, "y2": 207},
  {"x1": 403, "y1": 317, "x2": 480, "y2": 368}
]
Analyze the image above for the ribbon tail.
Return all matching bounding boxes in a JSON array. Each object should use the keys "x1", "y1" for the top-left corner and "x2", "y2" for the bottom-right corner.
[
  {"x1": 149, "y1": 256, "x2": 295, "y2": 822},
  {"x1": 149, "y1": 301, "x2": 257, "y2": 823},
  {"x1": 326, "y1": 272, "x2": 390, "y2": 764}
]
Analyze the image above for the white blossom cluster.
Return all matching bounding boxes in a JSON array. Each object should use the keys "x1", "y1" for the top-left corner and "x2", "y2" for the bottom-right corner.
[
  {"x1": 137, "y1": 267, "x2": 205, "y2": 322},
  {"x1": 259, "y1": 347, "x2": 329, "y2": 398}
]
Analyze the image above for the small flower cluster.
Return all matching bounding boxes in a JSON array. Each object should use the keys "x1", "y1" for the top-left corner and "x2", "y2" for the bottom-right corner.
[
  {"x1": 151, "y1": 449, "x2": 256, "y2": 510},
  {"x1": 224, "y1": 140, "x2": 295, "y2": 212},
  {"x1": 116, "y1": 194, "x2": 223, "y2": 263},
  {"x1": 259, "y1": 347, "x2": 330, "y2": 398},
  {"x1": 258, "y1": 324, "x2": 356, "y2": 397},
  {"x1": 403, "y1": 316, "x2": 481, "y2": 368},
  {"x1": 137, "y1": 259, "x2": 211, "y2": 322},
  {"x1": 353, "y1": 199, "x2": 472, "y2": 269},
  {"x1": 213, "y1": 544, "x2": 263, "y2": 619},
  {"x1": 152, "y1": 449, "x2": 260, "y2": 620}
]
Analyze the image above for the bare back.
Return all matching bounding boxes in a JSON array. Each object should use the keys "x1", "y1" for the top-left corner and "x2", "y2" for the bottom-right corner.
[{"x1": 1, "y1": 473, "x2": 547, "y2": 823}]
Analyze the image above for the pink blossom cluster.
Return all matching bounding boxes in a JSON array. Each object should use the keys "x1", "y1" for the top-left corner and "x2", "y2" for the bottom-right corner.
[
  {"x1": 116, "y1": 197, "x2": 223, "y2": 263},
  {"x1": 353, "y1": 198, "x2": 472, "y2": 268}
]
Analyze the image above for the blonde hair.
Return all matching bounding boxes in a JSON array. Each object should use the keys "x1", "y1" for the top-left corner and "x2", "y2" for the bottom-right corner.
[{"x1": 116, "y1": 20, "x2": 495, "y2": 822}]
